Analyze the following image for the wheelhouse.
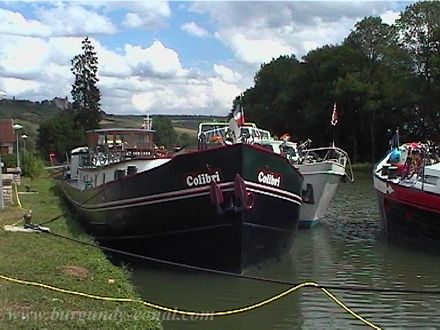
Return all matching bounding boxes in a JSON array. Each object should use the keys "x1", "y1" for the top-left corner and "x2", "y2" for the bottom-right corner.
[{"x1": 87, "y1": 128, "x2": 156, "y2": 155}]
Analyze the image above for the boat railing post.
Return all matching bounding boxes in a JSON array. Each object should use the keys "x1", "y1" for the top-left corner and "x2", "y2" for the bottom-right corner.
[{"x1": 421, "y1": 153, "x2": 426, "y2": 191}]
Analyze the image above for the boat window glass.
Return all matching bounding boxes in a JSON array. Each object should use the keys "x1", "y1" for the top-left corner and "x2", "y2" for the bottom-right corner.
[
  {"x1": 106, "y1": 134, "x2": 114, "y2": 149},
  {"x1": 122, "y1": 133, "x2": 133, "y2": 149},
  {"x1": 135, "y1": 134, "x2": 146, "y2": 148},
  {"x1": 79, "y1": 154, "x2": 87, "y2": 166},
  {"x1": 115, "y1": 134, "x2": 123, "y2": 149},
  {"x1": 98, "y1": 134, "x2": 105, "y2": 145}
]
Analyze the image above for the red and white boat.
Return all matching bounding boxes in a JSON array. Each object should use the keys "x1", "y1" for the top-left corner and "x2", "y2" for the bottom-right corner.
[{"x1": 373, "y1": 142, "x2": 440, "y2": 244}]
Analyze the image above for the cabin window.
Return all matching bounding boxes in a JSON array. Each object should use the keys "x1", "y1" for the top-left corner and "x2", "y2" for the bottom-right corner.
[
  {"x1": 106, "y1": 134, "x2": 114, "y2": 149},
  {"x1": 115, "y1": 134, "x2": 123, "y2": 149},
  {"x1": 98, "y1": 134, "x2": 105, "y2": 145},
  {"x1": 135, "y1": 134, "x2": 146, "y2": 147}
]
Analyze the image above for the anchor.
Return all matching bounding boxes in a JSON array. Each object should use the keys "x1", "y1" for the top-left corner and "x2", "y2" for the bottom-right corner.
[
  {"x1": 210, "y1": 174, "x2": 254, "y2": 215},
  {"x1": 233, "y1": 174, "x2": 254, "y2": 212}
]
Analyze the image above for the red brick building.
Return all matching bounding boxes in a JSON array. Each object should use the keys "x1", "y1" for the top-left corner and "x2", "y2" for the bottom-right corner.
[{"x1": 0, "y1": 119, "x2": 15, "y2": 155}]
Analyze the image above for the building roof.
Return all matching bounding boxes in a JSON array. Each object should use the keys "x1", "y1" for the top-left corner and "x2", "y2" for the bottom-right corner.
[{"x1": 0, "y1": 119, "x2": 15, "y2": 144}]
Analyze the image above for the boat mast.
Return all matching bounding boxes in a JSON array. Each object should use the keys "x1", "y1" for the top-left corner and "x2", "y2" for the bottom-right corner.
[{"x1": 142, "y1": 115, "x2": 152, "y2": 130}]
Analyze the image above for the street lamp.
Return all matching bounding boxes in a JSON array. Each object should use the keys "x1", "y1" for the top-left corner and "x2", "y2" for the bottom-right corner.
[
  {"x1": 13, "y1": 123, "x2": 23, "y2": 169},
  {"x1": 21, "y1": 134, "x2": 28, "y2": 151}
]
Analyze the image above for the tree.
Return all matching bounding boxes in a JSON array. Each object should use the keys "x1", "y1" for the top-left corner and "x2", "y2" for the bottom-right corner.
[
  {"x1": 152, "y1": 116, "x2": 177, "y2": 149},
  {"x1": 71, "y1": 37, "x2": 101, "y2": 130},
  {"x1": 231, "y1": 2, "x2": 440, "y2": 163},
  {"x1": 21, "y1": 150, "x2": 45, "y2": 179},
  {"x1": 242, "y1": 55, "x2": 302, "y2": 136},
  {"x1": 37, "y1": 111, "x2": 85, "y2": 162},
  {"x1": 396, "y1": 1, "x2": 440, "y2": 139},
  {"x1": 343, "y1": 17, "x2": 395, "y2": 161}
]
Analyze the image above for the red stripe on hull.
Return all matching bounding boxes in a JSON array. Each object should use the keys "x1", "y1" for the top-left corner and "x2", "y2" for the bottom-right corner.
[{"x1": 386, "y1": 182, "x2": 440, "y2": 214}]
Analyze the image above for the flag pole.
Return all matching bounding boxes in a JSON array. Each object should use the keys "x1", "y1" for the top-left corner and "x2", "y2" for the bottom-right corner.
[
  {"x1": 332, "y1": 126, "x2": 335, "y2": 147},
  {"x1": 331, "y1": 102, "x2": 338, "y2": 147},
  {"x1": 240, "y1": 94, "x2": 244, "y2": 125}
]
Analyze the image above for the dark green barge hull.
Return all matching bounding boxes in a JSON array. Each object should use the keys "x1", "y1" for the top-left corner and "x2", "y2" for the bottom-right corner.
[{"x1": 62, "y1": 143, "x2": 303, "y2": 273}]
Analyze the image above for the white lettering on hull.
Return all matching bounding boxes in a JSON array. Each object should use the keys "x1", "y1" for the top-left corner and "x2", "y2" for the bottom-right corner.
[
  {"x1": 186, "y1": 171, "x2": 221, "y2": 187},
  {"x1": 258, "y1": 171, "x2": 281, "y2": 187}
]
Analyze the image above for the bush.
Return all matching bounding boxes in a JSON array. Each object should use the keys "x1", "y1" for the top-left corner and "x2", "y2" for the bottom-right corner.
[
  {"x1": 1, "y1": 153, "x2": 17, "y2": 169},
  {"x1": 21, "y1": 151, "x2": 45, "y2": 179}
]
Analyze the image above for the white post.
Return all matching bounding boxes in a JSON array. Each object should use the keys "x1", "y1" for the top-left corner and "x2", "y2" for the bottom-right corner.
[
  {"x1": 13, "y1": 123, "x2": 22, "y2": 170},
  {"x1": 16, "y1": 131, "x2": 19, "y2": 168},
  {"x1": 22, "y1": 134, "x2": 28, "y2": 152},
  {"x1": 0, "y1": 91, "x2": 6, "y2": 209},
  {"x1": 0, "y1": 152, "x2": 3, "y2": 209}
]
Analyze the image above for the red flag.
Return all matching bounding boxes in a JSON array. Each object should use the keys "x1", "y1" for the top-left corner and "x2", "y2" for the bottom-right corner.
[
  {"x1": 331, "y1": 102, "x2": 338, "y2": 126},
  {"x1": 233, "y1": 104, "x2": 244, "y2": 126}
]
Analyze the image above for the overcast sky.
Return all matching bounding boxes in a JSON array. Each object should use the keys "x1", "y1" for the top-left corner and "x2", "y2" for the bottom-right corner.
[{"x1": 0, "y1": 1, "x2": 414, "y2": 116}]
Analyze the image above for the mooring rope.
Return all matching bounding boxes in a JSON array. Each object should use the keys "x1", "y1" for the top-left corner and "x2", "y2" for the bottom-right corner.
[{"x1": 0, "y1": 274, "x2": 381, "y2": 329}]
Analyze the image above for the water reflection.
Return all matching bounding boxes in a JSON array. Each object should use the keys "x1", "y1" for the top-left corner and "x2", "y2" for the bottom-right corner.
[{"x1": 127, "y1": 171, "x2": 440, "y2": 329}]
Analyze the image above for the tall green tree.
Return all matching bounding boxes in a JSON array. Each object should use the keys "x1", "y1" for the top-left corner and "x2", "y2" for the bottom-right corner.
[
  {"x1": 396, "y1": 1, "x2": 440, "y2": 139},
  {"x1": 343, "y1": 16, "x2": 395, "y2": 160},
  {"x1": 242, "y1": 55, "x2": 302, "y2": 136},
  {"x1": 71, "y1": 37, "x2": 101, "y2": 130}
]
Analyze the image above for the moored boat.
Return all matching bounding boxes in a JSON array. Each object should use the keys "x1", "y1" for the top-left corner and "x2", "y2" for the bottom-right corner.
[
  {"x1": 373, "y1": 141, "x2": 440, "y2": 244},
  {"x1": 62, "y1": 118, "x2": 303, "y2": 273},
  {"x1": 297, "y1": 145, "x2": 353, "y2": 228},
  {"x1": 198, "y1": 121, "x2": 354, "y2": 228}
]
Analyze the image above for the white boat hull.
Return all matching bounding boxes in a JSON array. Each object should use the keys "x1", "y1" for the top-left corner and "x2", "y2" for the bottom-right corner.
[{"x1": 298, "y1": 162, "x2": 346, "y2": 228}]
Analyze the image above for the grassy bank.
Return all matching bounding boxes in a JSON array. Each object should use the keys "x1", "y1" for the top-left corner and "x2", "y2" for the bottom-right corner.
[{"x1": 0, "y1": 175, "x2": 161, "y2": 329}]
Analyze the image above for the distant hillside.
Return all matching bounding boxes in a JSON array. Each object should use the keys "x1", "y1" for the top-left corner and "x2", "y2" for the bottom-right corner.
[
  {"x1": 0, "y1": 98, "x2": 63, "y2": 151},
  {"x1": 0, "y1": 98, "x2": 62, "y2": 122},
  {"x1": 0, "y1": 98, "x2": 228, "y2": 149}
]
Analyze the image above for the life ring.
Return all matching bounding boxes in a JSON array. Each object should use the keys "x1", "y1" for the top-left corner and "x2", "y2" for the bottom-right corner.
[{"x1": 98, "y1": 153, "x2": 108, "y2": 165}]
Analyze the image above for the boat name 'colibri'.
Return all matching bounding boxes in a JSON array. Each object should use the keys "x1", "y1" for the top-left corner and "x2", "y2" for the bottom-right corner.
[
  {"x1": 186, "y1": 171, "x2": 221, "y2": 187},
  {"x1": 258, "y1": 171, "x2": 281, "y2": 187}
]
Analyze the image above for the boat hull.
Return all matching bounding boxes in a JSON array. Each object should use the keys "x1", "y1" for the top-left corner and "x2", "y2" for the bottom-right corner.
[
  {"x1": 62, "y1": 143, "x2": 303, "y2": 273},
  {"x1": 373, "y1": 175, "x2": 440, "y2": 245},
  {"x1": 298, "y1": 162, "x2": 345, "y2": 228}
]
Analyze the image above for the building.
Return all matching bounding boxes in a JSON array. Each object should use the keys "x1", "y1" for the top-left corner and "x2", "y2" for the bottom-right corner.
[{"x1": 0, "y1": 119, "x2": 15, "y2": 155}]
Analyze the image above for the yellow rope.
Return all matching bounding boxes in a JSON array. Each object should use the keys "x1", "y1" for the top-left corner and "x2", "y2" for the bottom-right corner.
[
  {"x1": 0, "y1": 274, "x2": 381, "y2": 329},
  {"x1": 14, "y1": 182, "x2": 22, "y2": 208},
  {"x1": 320, "y1": 287, "x2": 381, "y2": 330}
]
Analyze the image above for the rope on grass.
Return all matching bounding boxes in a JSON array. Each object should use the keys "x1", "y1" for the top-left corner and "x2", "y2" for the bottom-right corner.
[{"x1": 0, "y1": 274, "x2": 381, "y2": 329}]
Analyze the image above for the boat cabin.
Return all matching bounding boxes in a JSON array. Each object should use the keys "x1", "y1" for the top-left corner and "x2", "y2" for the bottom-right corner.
[
  {"x1": 87, "y1": 128, "x2": 155, "y2": 154},
  {"x1": 197, "y1": 121, "x2": 272, "y2": 150}
]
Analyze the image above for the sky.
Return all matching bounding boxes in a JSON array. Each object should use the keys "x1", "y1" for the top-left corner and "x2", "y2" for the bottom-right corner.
[{"x1": 0, "y1": 1, "x2": 414, "y2": 116}]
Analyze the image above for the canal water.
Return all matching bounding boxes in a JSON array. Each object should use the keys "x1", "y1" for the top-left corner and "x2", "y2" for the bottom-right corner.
[{"x1": 129, "y1": 171, "x2": 440, "y2": 329}]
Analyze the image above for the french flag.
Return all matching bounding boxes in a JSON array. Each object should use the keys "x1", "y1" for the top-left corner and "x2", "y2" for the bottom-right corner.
[
  {"x1": 331, "y1": 102, "x2": 338, "y2": 126},
  {"x1": 233, "y1": 104, "x2": 245, "y2": 126}
]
